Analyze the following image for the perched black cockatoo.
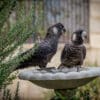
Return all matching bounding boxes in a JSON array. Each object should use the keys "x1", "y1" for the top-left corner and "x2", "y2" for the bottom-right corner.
[
  {"x1": 59, "y1": 29, "x2": 87, "y2": 71},
  {"x1": 15, "y1": 23, "x2": 66, "y2": 70}
]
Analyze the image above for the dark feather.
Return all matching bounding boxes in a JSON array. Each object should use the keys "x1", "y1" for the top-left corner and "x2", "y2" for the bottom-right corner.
[
  {"x1": 59, "y1": 29, "x2": 87, "y2": 69},
  {"x1": 15, "y1": 23, "x2": 66, "y2": 70},
  {"x1": 59, "y1": 43, "x2": 86, "y2": 68}
]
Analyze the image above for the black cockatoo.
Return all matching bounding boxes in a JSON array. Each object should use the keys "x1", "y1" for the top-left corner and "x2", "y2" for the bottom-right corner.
[
  {"x1": 59, "y1": 29, "x2": 87, "y2": 71},
  {"x1": 15, "y1": 23, "x2": 66, "y2": 70}
]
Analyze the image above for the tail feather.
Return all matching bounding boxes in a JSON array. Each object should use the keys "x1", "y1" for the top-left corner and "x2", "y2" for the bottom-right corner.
[
  {"x1": 15, "y1": 49, "x2": 33, "y2": 70},
  {"x1": 15, "y1": 60, "x2": 32, "y2": 70}
]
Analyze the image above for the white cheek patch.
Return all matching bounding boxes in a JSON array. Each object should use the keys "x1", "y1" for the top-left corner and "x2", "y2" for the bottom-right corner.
[
  {"x1": 72, "y1": 33, "x2": 77, "y2": 41},
  {"x1": 82, "y1": 31, "x2": 87, "y2": 40},
  {"x1": 53, "y1": 27, "x2": 58, "y2": 34}
]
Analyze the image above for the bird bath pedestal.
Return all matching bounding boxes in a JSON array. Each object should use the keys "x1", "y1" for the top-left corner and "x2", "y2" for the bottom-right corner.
[{"x1": 19, "y1": 67, "x2": 100, "y2": 99}]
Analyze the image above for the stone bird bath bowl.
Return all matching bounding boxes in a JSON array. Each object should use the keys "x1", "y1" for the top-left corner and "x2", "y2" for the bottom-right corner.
[{"x1": 18, "y1": 67, "x2": 100, "y2": 89}]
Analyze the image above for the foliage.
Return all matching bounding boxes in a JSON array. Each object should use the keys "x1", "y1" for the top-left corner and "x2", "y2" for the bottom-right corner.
[
  {"x1": 2, "y1": 86, "x2": 12, "y2": 100},
  {"x1": 14, "y1": 81, "x2": 20, "y2": 100},
  {"x1": 0, "y1": 0, "x2": 16, "y2": 33},
  {"x1": 2, "y1": 81, "x2": 20, "y2": 100},
  {"x1": 53, "y1": 75, "x2": 100, "y2": 100},
  {"x1": 0, "y1": 0, "x2": 43, "y2": 88},
  {"x1": 75, "y1": 78, "x2": 100, "y2": 100}
]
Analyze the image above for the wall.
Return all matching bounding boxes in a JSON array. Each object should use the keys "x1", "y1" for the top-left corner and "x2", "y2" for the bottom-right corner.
[{"x1": 90, "y1": 0, "x2": 100, "y2": 48}]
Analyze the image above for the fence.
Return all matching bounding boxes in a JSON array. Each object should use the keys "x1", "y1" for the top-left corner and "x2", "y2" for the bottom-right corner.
[{"x1": 6, "y1": 0, "x2": 90, "y2": 43}]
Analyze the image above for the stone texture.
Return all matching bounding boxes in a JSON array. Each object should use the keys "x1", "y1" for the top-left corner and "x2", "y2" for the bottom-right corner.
[{"x1": 19, "y1": 67, "x2": 100, "y2": 89}]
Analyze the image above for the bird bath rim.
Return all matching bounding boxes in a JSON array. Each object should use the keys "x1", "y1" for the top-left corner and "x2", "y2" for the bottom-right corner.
[{"x1": 18, "y1": 67, "x2": 100, "y2": 89}]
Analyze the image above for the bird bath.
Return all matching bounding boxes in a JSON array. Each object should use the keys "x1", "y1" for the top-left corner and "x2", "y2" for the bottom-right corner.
[{"x1": 19, "y1": 67, "x2": 100, "y2": 99}]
